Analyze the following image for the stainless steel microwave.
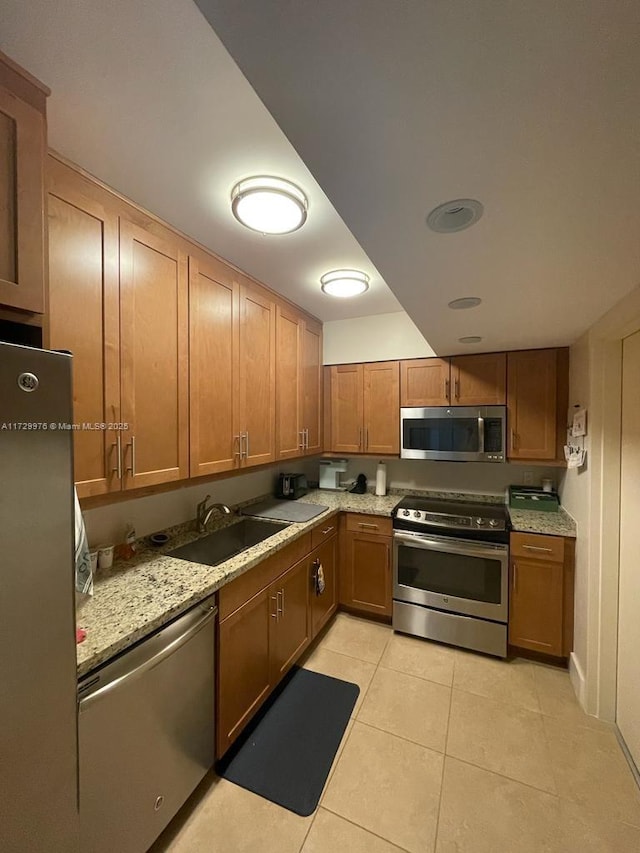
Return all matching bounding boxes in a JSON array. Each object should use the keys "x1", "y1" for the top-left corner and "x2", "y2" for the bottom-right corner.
[{"x1": 400, "y1": 406, "x2": 506, "y2": 462}]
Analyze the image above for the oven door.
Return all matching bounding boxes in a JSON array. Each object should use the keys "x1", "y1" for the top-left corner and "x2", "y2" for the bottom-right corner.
[{"x1": 393, "y1": 531, "x2": 508, "y2": 622}]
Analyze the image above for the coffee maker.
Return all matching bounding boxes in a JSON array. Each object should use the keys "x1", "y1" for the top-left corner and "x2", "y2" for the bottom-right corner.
[{"x1": 318, "y1": 459, "x2": 348, "y2": 490}]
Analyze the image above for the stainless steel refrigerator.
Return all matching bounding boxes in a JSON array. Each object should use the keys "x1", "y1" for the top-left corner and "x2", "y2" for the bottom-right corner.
[{"x1": 0, "y1": 341, "x2": 79, "y2": 852}]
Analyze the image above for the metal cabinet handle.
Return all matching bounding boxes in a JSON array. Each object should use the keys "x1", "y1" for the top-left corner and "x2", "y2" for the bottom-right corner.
[
  {"x1": 511, "y1": 429, "x2": 518, "y2": 451},
  {"x1": 321, "y1": 526, "x2": 335, "y2": 535},
  {"x1": 305, "y1": 428, "x2": 309, "y2": 449},
  {"x1": 112, "y1": 432, "x2": 122, "y2": 479},
  {"x1": 365, "y1": 428, "x2": 369, "y2": 451},
  {"x1": 358, "y1": 522, "x2": 379, "y2": 530},
  {"x1": 513, "y1": 562, "x2": 517, "y2": 592},
  {"x1": 444, "y1": 378, "x2": 450, "y2": 400},
  {"x1": 522, "y1": 544, "x2": 554, "y2": 553},
  {"x1": 359, "y1": 426, "x2": 363, "y2": 450},
  {"x1": 299, "y1": 431, "x2": 305, "y2": 449},
  {"x1": 126, "y1": 435, "x2": 136, "y2": 476},
  {"x1": 281, "y1": 589, "x2": 285, "y2": 616},
  {"x1": 276, "y1": 589, "x2": 284, "y2": 618},
  {"x1": 245, "y1": 431, "x2": 250, "y2": 459},
  {"x1": 271, "y1": 594, "x2": 278, "y2": 620},
  {"x1": 455, "y1": 379, "x2": 460, "y2": 400},
  {"x1": 234, "y1": 434, "x2": 241, "y2": 461}
]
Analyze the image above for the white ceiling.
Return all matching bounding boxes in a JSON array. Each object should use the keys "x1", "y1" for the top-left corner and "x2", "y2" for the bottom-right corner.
[
  {"x1": 195, "y1": 0, "x2": 640, "y2": 354},
  {"x1": 4, "y1": 1, "x2": 640, "y2": 354},
  {"x1": 0, "y1": 0, "x2": 402, "y2": 322}
]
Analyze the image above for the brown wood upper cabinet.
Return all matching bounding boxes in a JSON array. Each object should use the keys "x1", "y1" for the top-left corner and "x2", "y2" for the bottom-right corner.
[
  {"x1": 507, "y1": 348, "x2": 567, "y2": 461},
  {"x1": 47, "y1": 157, "x2": 189, "y2": 494},
  {"x1": 0, "y1": 52, "x2": 48, "y2": 314},
  {"x1": 328, "y1": 361, "x2": 400, "y2": 454},
  {"x1": 400, "y1": 353, "x2": 506, "y2": 407},
  {"x1": 275, "y1": 307, "x2": 323, "y2": 460},
  {"x1": 47, "y1": 158, "x2": 120, "y2": 498}
]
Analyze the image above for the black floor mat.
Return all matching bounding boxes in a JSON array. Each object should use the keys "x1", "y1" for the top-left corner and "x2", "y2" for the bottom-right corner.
[{"x1": 217, "y1": 666, "x2": 359, "y2": 816}]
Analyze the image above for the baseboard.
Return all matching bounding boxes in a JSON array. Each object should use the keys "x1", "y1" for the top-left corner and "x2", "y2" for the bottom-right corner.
[
  {"x1": 616, "y1": 727, "x2": 640, "y2": 791},
  {"x1": 569, "y1": 652, "x2": 586, "y2": 708}
]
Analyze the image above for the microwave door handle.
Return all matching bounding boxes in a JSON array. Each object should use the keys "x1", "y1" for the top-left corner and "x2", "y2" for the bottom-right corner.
[{"x1": 478, "y1": 414, "x2": 485, "y2": 452}]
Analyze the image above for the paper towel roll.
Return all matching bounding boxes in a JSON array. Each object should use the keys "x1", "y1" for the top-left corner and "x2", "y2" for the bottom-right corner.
[{"x1": 375, "y1": 461, "x2": 387, "y2": 496}]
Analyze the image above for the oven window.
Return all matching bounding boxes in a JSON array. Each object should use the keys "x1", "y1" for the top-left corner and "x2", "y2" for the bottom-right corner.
[
  {"x1": 403, "y1": 418, "x2": 480, "y2": 453},
  {"x1": 397, "y1": 545, "x2": 502, "y2": 604}
]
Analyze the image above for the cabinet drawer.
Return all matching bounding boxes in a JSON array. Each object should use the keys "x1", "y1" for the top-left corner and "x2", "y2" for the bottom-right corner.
[
  {"x1": 345, "y1": 513, "x2": 392, "y2": 536},
  {"x1": 311, "y1": 514, "x2": 338, "y2": 549},
  {"x1": 510, "y1": 532, "x2": 564, "y2": 563}
]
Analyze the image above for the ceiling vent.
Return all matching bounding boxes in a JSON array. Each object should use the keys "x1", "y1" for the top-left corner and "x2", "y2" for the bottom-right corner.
[{"x1": 427, "y1": 199, "x2": 484, "y2": 233}]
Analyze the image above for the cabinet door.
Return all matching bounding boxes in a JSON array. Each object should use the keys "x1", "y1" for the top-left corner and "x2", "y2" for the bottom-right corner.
[
  {"x1": 363, "y1": 361, "x2": 399, "y2": 454},
  {"x1": 275, "y1": 304, "x2": 303, "y2": 460},
  {"x1": 451, "y1": 353, "x2": 506, "y2": 406},
  {"x1": 509, "y1": 558, "x2": 564, "y2": 656},
  {"x1": 47, "y1": 162, "x2": 120, "y2": 497},
  {"x1": 400, "y1": 358, "x2": 450, "y2": 406},
  {"x1": 330, "y1": 364, "x2": 364, "y2": 453},
  {"x1": 217, "y1": 588, "x2": 272, "y2": 757},
  {"x1": 270, "y1": 558, "x2": 310, "y2": 683},
  {"x1": 507, "y1": 349, "x2": 557, "y2": 460},
  {"x1": 238, "y1": 279, "x2": 276, "y2": 467},
  {"x1": 189, "y1": 253, "x2": 239, "y2": 476},
  {"x1": 0, "y1": 84, "x2": 46, "y2": 313},
  {"x1": 340, "y1": 532, "x2": 392, "y2": 616},
  {"x1": 309, "y1": 536, "x2": 337, "y2": 638},
  {"x1": 302, "y1": 318, "x2": 323, "y2": 455},
  {"x1": 119, "y1": 217, "x2": 189, "y2": 489}
]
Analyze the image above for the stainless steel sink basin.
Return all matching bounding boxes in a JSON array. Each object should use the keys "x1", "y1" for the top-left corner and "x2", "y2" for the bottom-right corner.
[{"x1": 167, "y1": 518, "x2": 289, "y2": 567}]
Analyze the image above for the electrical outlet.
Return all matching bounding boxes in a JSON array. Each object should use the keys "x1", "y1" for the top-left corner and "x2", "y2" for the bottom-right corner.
[{"x1": 522, "y1": 470, "x2": 534, "y2": 486}]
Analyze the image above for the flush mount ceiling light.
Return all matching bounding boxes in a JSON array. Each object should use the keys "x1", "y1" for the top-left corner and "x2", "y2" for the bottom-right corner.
[
  {"x1": 427, "y1": 199, "x2": 484, "y2": 233},
  {"x1": 230, "y1": 176, "x2": 308, "y2": 234},
  {"x1": 448, "y1": 297, "x2": 482, "y2": 310},
  {"x1": 458, "y1": 336, "x2": 483, "y2": 344},
  {"x1": 320, "y1": 269, "x2": 369, "y2": 298}
]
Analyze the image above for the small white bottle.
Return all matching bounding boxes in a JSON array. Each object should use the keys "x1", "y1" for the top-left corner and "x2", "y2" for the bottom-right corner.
[{"x1": 375, "y1": 461, "x2": 387, "y2": 496}]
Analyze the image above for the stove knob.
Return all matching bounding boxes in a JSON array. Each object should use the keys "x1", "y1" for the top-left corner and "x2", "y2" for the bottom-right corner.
[
  {"x1": 489, "y1": 519, "x2": 499, "y2": 528},
  {"x1": 402, "y1": 509, "x2": 410, "y2": 517},
  {"x1": 475, "y1": 518, "x2": 484, "y2": 526},
  {"x1": 413, "y1": 511, "x2": 421, "y2": 518}
]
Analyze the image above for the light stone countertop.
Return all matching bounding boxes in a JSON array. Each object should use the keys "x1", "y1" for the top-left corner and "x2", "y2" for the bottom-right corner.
[
  {"x1": 508, "y1": 506, "x2": 577, "y2": 538},
  {"x1": 76, "y1": 487, "x2": 577, "y2": 678},
  {"x1": 76, "y1": 490, "x2": 402, "y2": 678}
]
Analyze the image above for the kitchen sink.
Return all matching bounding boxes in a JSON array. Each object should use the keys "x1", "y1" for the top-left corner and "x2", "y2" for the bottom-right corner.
[{"x1": 167, "y1": 518, "x2": 289, "y2": 567}]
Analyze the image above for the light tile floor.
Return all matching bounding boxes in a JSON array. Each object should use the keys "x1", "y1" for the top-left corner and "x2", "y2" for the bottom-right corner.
[{"x1": 152, "y1": 613, "x2": 640, "y2": 853}]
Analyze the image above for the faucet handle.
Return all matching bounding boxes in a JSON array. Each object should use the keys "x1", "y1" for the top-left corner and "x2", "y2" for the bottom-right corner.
[{"x1": 197, "y1": 494, "x2": 211, "y2": 515}]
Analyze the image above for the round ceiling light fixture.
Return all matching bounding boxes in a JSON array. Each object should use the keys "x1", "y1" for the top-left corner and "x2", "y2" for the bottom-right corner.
[
  {"x1": 320, "y1": 269, "x2": 370, "y2": 298},
  {"x1": 448, "y1": 296, "x2": 482, "y2": 310},
  {"x1": 231, "y1": 176, "x2": 308, "y2": 234},
  {"x1": 427, "y1": 199, "x2": 484, "y2": 233},
  {"x1": 458, "y1": 336, "x2": 483, "y2": 344}
]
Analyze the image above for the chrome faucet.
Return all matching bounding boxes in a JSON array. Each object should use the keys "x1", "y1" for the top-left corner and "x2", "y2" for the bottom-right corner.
[{"x1": 196, "y1": 495, "x2": 232, "y2": 533}]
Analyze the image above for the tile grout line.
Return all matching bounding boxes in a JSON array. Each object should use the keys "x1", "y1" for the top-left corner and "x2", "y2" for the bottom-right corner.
[
  {"x1": 432, "y1": 648, "x2": 456, "y2": 853},
  {"x1": 320, "y1": 803, "x2": 413, "y2": 853}
]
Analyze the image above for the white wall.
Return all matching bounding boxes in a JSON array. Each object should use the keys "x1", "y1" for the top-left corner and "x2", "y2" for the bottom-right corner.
[
  {"x1": 557, "y1": 332, "x2": 591, "y2": 705},
  {"x1": 83, "y1": 467, "x2": 283, "y2": 547},
  {"x1": 319, "y1": 457, "x2": 563, "y2": 498},
  {"x1": 323, "y1": 310, "x2": 435, "y2": 364}
]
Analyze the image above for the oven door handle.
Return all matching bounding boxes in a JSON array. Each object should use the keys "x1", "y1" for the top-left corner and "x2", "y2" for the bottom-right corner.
[{"x1": 393, "y1": 531, "x2": 507, "y2": 560}]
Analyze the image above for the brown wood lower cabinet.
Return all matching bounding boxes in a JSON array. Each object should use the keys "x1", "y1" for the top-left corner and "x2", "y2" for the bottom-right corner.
[
  {"x1": 340, "y1": 515, "x2": 392, "y2": 617},
  {"x1": 310, "y1": 535, "x2": 338, "y2": 636},
  {"x1": 508, "y1": 532, "x2": 575, "y2": 658},
  {"x1": 216, "y1": 527, "x2": 337, "y2": 757}
]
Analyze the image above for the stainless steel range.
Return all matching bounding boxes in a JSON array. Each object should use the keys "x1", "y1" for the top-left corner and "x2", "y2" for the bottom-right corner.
[{"x1": 392, "y1": 496, "x2": 510, "y2": 657}]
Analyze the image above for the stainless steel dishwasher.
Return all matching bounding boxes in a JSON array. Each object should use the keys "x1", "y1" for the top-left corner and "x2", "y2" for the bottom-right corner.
[{"x1": 78, "y1": 596, "x2": 217, "y2": 853}]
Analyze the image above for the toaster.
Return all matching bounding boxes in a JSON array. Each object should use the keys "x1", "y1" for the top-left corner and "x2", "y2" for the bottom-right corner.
[{"x1": 276, "y1": 473, "x2": 308, "y2": 500}]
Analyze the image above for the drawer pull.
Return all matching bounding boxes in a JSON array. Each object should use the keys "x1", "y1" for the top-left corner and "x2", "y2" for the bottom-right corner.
[
  {"x1": 522, "y1": 544, "x2": 554, "y2": 553},
  {"x1": 513, "y1": 562, "x2": 517, "y2": 592},
  {"x1": 271, "y1": 594, "x2": 278, "y2": 620},
  {"x1": 358, "y1": 522, "x2": 379, "y2": 529},
  {"x1": 321, "y1": 526, "x2": 335, "y2": 535}
]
